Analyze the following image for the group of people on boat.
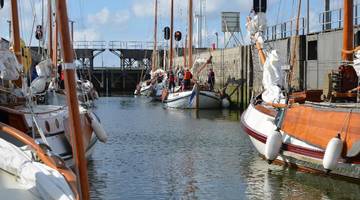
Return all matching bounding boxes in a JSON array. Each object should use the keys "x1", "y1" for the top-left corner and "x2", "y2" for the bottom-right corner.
[{"x1": 166, "y1": 67, "x2": 215, "y2": 92}]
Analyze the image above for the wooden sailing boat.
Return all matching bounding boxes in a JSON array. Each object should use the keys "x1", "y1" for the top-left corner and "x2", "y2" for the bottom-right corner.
[
  {"x1": 135, "y1": 0, "x2": 168, "y2": 98},
  {"x1": 0, "y1": 1, "x2": 91, "y2": 199},
  {"x1": 0, "y1": 0, "x2": 106, "y2": 169},
  {"x1": 163, "y1": 0, "x2": 222, "y2": 109},
  {"x1": 241, "y1": 0, "x2": 360, "y2": 180}
]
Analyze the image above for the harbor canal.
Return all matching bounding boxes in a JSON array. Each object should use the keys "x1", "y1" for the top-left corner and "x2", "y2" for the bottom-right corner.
[{"x1": 87, "y1": 97, "x2": 360, "y2": 200}]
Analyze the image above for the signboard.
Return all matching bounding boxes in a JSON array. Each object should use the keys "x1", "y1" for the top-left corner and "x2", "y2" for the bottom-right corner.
[{"x1": 221, "y1": 12, "x2": 240, "y2": 33}]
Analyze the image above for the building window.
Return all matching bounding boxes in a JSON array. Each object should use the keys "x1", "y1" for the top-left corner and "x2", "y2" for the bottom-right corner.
[{"x1": 308, "y1": 40, "x2": 318, "y2": 60}]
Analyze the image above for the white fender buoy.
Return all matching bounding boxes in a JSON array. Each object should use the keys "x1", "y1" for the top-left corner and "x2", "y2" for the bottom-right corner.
[
  {"x1": 323, "y1": 134, "x2": 343, "y2": 173},
  {"x1": 222, "y1": 98, "x2": 230, "y2": 108},
  {"x1": 264, "y1": 130, "x2": 283, "y2": 163},
  {"x1": 89, "y1": 113, "x2": 108, "y2": 143}
]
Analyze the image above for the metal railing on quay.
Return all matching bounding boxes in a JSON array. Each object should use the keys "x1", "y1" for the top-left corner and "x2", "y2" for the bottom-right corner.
[{"x1": 264, "y1": 17, "x2": 305, "y2": 41}]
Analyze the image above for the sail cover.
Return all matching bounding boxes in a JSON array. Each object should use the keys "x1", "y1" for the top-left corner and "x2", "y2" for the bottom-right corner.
[{"x1": 0, "y1": 48, "x2": 21, "y2": 80}]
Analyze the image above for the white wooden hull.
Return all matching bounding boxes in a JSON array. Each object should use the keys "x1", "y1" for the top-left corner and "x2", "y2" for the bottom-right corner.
[
  {"x1": 241, "y1": 102, "x2": 360, "y2": 179},
  {"x1": 165, "y1": 90, "x2": 221, "y2": 109},
  {"x1": 19, "y1": 105, "x2": 98, "y2": 168},
  {"x1": 0, "y1": 138, "x2": 75, "y2": 200}
]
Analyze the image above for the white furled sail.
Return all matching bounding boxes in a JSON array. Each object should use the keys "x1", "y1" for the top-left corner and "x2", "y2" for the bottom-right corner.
[{"x1": 262, "y1": 50, "x2": 285, "y2": 103}]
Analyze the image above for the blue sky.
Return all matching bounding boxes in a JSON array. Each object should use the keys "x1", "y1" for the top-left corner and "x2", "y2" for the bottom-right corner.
[{"x1": 0, "y1": 0, "x2": 347, "y2": 66}]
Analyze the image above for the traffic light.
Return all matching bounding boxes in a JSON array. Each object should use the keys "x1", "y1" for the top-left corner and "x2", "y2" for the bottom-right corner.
[
  {"x1": 35, "y1": 25, "x2": 43, "y2": 40},
  {"x1": 174, "y1": 31, "x2": 182, "y2": 41},
  {"x1": 253, "y1": 0, "x2": 267, "y2": 13},
  {"x1": 164, "y1": 26, "x2": 170, "y2": 40}
]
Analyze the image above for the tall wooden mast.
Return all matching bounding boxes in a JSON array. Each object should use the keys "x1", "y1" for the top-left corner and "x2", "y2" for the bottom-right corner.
[
  {"x1": 56, "y1": 1, "x2": 90, "y2": 200},
  {"x1": 48, "y1": 0, "x2": 53, "y2": 59},
  {"x1": 52, "y1": 11, "x2": 58, "y2": 67},
  {"x1": 10, "y1": 0, "x2": 21, "y2": 65},
  {"x1": 188, "y1": 0, "x2": 193, "y2": 69},
  {"x1": 152, "y1": 0, "x2": 158, "y2": 72},
  {"x1": 342, "y1": 0, "x2": 354, "y2": 61},
  {"x1": 169, "y1": 0, "x2": 174, "y2": 71}
]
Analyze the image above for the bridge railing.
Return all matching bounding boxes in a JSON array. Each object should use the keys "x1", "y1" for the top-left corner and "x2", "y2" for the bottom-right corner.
[
  {"x1": 109, "y1": 41, "x2": 166, "y2": 50},
  {"x1": 73, "y1": 41, "x2": 107, "y2": 49}
]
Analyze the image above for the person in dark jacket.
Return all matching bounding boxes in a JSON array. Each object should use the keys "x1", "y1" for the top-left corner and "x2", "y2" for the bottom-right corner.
[
  {"x1": 208, "y1": 68, "x2": 215, "y2": 91},
  {"x1": 168, "y1": 71, "x2": 175, "y2": 92}
]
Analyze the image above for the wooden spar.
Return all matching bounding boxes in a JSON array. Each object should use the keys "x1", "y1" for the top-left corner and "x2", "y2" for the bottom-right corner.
[
  {"x1": 52, "y1": 11, "x2": 58, "y2": 67},
  {"x1": 56, "y1": 1, "x2": 90, "y2": 200},
  {"x1": 288, "y1": 0, "x2": 302, "y2": 88},
  {"x1": 152, "y1": 0, "x2": 158, "y2": 72},
  {"x1": 256, "y1": 42, "x2": 266, "y2": 65},
  {"x1": 188, "y1": 0, "x2": 193, "y2": 69},
  {"x1": 10, "y1": 0, "x2": 21, "y2": 65},
  {"x1": 48, "y1": 0, "x2": 53, "y2": 59},
  {"x1": 169, "y1": 0, "x2": 174, "y2": 71},
  {"x1": 183, "y1": 35, "x2": 187, "y2": 68},
  {"x1": 342, "y1": 0, "x2": 354, "y2": 61}
]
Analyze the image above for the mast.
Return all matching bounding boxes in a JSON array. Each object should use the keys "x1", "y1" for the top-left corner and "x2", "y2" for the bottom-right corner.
[
  {"x1": 184, "y1": 35, "x2": 187, "y2": 68},
  {"x1": 48, "y1": 0, "x2": 53, "y2": 59},
  {"x1": 52, "y1": 11, "x2": 58, "y2": 67},
  {"x1": 188, "y1": 0, "x2": 193, "y2": 69},
  {"x1": 152, "y1": 0, "x2": 158, "y2": 72},
  {"x1": 10, "y1": 0, "x2": 21, "y2": 65},
  {"x1": 169, "y1": 0, "x2": 174, "y2": 71},
  {"x1": 342, "y1": 0, "x2": 354, "y2": 61},
  {"x1": 55, "y1": 1, "x2": 90, "y2": 200}
]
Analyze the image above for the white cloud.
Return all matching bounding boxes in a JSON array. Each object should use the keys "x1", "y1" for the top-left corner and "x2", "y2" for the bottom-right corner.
[
  {"x1": 88, "y1": 7, "x2": 110, "y2": 25},
  {"x1": 74, "y1": 28, "x2": 100, "y2": 41},
  {"x1": 132, "y1": 0, "x2": 153, "y2": 17},
  {"x1": 114, "y1": 10, "x2": 130, "y2": 24}
]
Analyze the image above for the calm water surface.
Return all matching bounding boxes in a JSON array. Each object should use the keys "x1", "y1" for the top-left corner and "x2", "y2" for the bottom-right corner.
[{"x1": 89, "y1": 97, "x2": 360, "y2": 200}]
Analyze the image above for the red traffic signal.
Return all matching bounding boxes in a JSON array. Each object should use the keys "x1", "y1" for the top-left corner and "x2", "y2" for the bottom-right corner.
[{"x1": 174, "y1": 31, "x2": 182, "y2": 41}]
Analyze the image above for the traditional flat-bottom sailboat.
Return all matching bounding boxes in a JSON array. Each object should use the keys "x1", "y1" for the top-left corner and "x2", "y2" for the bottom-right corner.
[
  {"x1": 164, "y1": 84, "x2": 221, "y2": 109},
  {"x1": 242, "y1": 0, "x2": 360, "y2": 180}
]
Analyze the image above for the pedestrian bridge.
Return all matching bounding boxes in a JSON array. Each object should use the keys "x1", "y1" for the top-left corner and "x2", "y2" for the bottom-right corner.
[{"x1": 72, "y1": 40, "x2": 165, "y2": 70}]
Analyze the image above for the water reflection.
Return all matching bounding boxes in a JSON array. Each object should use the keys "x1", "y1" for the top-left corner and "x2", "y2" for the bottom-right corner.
[{"x1": 88, "y1": 97, "x2": 360, "y2": 200}]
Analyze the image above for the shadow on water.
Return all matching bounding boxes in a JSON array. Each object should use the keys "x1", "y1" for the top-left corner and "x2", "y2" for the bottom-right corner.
[{"x1": 88, "y1": 96, "x2": 360, "y2": 200}]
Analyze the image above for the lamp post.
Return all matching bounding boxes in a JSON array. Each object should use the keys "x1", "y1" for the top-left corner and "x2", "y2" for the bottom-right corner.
[{"x1": 215, "y1": 32, "x2": 219, "y2": 48}]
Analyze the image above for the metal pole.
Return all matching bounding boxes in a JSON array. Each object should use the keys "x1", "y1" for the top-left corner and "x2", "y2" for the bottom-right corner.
[
  {"x1": 215, "y1": 32, "x2": 218, "y2": 48},
  {"x1": 325, "y1": 0, "x2": 331, "y2": 30},
  {"x1": 7, "y1": 20, "x2": 11, "y2": 40},
  {"x1": 69, "y1": 20, "x2": 74, "y2": 44}
]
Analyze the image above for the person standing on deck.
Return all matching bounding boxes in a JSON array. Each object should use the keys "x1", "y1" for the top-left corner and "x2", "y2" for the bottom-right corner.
[
  {"x1": 177, "y1": 68, "x2": 184, "y2": 86},
  {"x1": 168, "y1": 71, "x2": 176, "y2": 92},
  {"x1": 208, "y1": 68, "x2": 215, "y2": 91},
  {"x1": 183, "y1": 68, "x2": 193, "y2": 90}
]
